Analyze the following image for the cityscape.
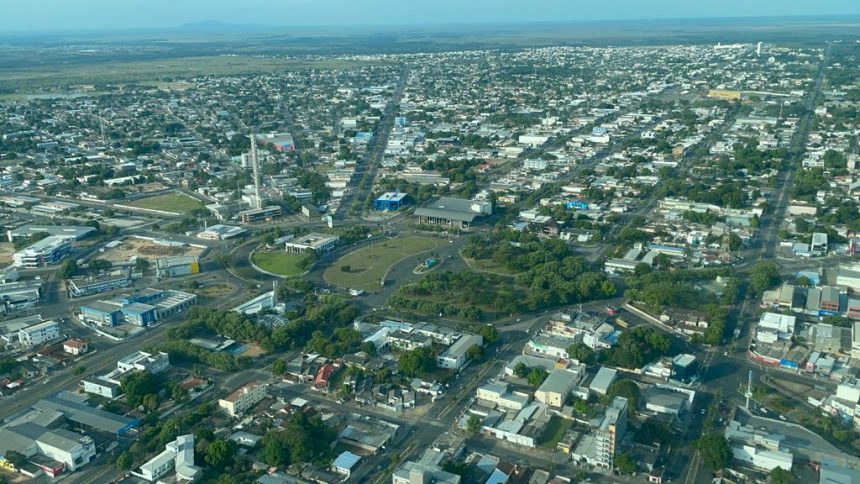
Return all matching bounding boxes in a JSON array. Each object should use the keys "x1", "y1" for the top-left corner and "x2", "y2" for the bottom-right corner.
[{"x1": 1, "y1": 3, "x2": 860, "y2": 484}]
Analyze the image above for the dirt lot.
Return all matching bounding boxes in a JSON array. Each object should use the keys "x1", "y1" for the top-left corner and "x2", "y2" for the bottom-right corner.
[
  {"x1": 0, "y1": 243, "x2": 15, "y2": 266},
  {"x1": 97, "y1": 237, "x2": 204, "y2": 264}
]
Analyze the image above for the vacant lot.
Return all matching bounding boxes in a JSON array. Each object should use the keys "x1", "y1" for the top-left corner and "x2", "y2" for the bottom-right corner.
[
  {"x1": 324, "y1": 236, "x2": 437, "y2": 292},
  {"x1": 251, "y1": 251, "x2": 307, "y2": 277},
  {"x1": 124, "y1": 192, "x2": 203, "y2": 214},
  {"x1": 98, "y1": 236, "x2": 204, "y2": 265},
  {"x1": 538, "y1": 416, "x2": 573, "y2": 449}
]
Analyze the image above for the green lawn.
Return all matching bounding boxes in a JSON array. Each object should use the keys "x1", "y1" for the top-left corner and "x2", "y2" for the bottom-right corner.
[
  {"x1": 125, "y1": 192, "x2": 203, "y2": 214},
  {"x1": 538, "y1": 416, "x2": 573, "y2": 449},
  {"x1": 324, "y1": 236, "x2": 437, "y2": 292},
  {"x1": 251, "y1": 251, "x2": 307, "y2": 277}
]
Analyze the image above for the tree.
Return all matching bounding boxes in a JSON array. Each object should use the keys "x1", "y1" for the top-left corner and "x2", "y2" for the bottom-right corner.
[
  {"x1": 527, "y1": 368, "x2": 549, "y2": 387},
  {"x1": 58, "y1": 259, "x2": 79, "y2": 279},
  {"x1": 205, "y1": 439, "x2": 236, "y2": 470},
  {"x1": 121, "y1": 371, "x2": 163, "y2": 407},
  {"x1": 567, "y1": 342, "x2": 595, "y2": 365},
  {"x1": 750, "y1": 262, "x2": 781, "y2": 296},
  {"x1": 615, "y1": 452, "x2": 636, "y2": 474},
  {"x1": 272, "y1": 359, "x2": 287, "y2": 376},
  {"x1": 769, "y1": 467, "x2": 794, "y2": 484},
  {"x1": 115, "y1": 451, "x2": 133, "y2": 470},
  {"x1": 261, "y1": 433, "x2": 291, "y2": 466},
  {"x1": 465, "y1": 414, "x2": 482, "y2": 435},
  {"x1": 466, "y1": 344, "x2": 483, "y2": 360},
  {"x1": 4, "y1": 450, "x2": 28, "y2": 469},
  {"x1": 477, "y1": 324, "x2": 499, "y2": 345},
  {"x1": 794, "y1": 275, "x2": 811, "y2": 287},
  {"x1": 606, "y1": 379, "x2": 640, "y2": 416},
  {"x1": 513, "y1": 362, "x2": 529, "y2": 378},
  {"x1": 398, "y1": 347, "x2": 436, "y2": 377},
  {"x1": 695, "y1": 433, "x2": 732, "y2": 470},
  {"x1": 73, "y1": 365, "x2": 86, "y2": 375},
  {"x1": 142, "y1": 394, "x2": 160, "y2": 412},
  {"x1": 88, "y1": 259, "x2": 112, "y2": 272}
]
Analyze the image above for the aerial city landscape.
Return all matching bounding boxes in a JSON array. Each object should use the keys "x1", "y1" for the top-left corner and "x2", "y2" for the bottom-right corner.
[{"x1": 1, "y1": 1, "x2": 860, "y2": 483}]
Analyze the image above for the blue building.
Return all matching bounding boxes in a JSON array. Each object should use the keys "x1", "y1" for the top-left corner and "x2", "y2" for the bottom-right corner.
[
  {"x1": 394, "y1": 116, "x2": 408, "y2": 127},
  {"x1": 374, "y1": 192, "x2": 411, "y2": 211},
  {"x1": 355, "y1": 132, "x2": 374, "y2": 143},
  {"x1": 80, "y1": 301, "x2": 123, "y2": 327},
  {"x1": 565, "y1": 200, "x2": 589, "y2": 211},
  {"x1": 120, "y1": 302, "x2": 158, "y2": 326}
]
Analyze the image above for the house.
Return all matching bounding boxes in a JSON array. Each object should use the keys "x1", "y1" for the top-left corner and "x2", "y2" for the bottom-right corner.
[
  {"x1": 331, "y1": 451, "x2": 361, "y2": 479},
  {"x1": 63, "y1": 339, "x2": 88, "y2": 355},
  {"x1": 314, "y1": 364, "x2": 335, "y2": 391},
  {"x1": 218, "y1": 381, "x2": 266, "y2": 417}
]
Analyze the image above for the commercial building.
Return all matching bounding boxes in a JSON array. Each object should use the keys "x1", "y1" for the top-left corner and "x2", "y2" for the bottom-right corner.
[
  {"x1": 536, "y1": 368, "x2": 585, "y2": 407},
  {"x1": 0, "y1": 423, "x2": 96, "y2": 474},
  {"x1": 756, "y1": 312, "x2": 796, "y2": 343},
  {"x1": 284, "y1": 233, "x2": 340, "y2": 254},
  {"x1": 134, "y1": 434, "x2": 200, "y2": 482},
  {"x1": 17, "y1": 320, "x2": 60, "y2": 348},
  {"x1": 219, "y1": 381, "x2": 267, "y2": 417},
  {"x1": 476, "y1": 382, "x2": 531, "y2": 411},
  {"x1": 373, "y1": 192, "x2": 411, "y2": 211},
  {"x1": 239, "y1": 206, "x2": 282, "y2": 223},
  {"x1": 68, "y1": 270, "x2": 132, "y2": 298},
  {"x1": 7, "y1": 224, "x2": 96, "y2": 243},
  {"x1": 197, "y1": 224, "x2": 247, "y2": 241},
  {"x1": 414, "y1": 197, "x2": 492, "y2": 230},
  {"x1": 331, "y1": 451, "x2": 361, "y2": 480},
  {"x1": 724, "y1": 420, "x2": 792, "y2": 472},
  {"x1": 0, "y1": 280, "x2": 42, "y2": 313},
  {"x1": 155, "y1": 256, "x2": 200, "y2": 279},
  {"x1": 13, "y1": 236, "x2": 71, "y2": 267},
  {"x1": 812, "y1": 232, "x2": 829, "y2": 257},
  {"x1": 589, "y1": 367, "x2": 618, "y2": 396},
  {"x1": 671, "y1": 354, "x2": 698, "y2": 382},
  {"x1": 595, "y1": 397, "x2": 628, "y2": 469},
  {"x1": 437, "y1": 334, "x2": 483, "y2": 371},
  {"x1": 837, "y1": 264, "x2": 860, "y2": 293},
  {"x1": 79, "y1": 289, "x2": 196, "y2": 327},
  {"x1": 82, "y1": 351, "x2": 169, "y2": 399},
  {"x1": 32, "y1": 392, "x2": 139, "y2": 436}
]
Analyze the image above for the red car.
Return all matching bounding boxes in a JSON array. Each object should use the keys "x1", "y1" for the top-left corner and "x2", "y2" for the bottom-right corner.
[{"x1": 605, "y1": 306, "x2": 619, "y2": 316}]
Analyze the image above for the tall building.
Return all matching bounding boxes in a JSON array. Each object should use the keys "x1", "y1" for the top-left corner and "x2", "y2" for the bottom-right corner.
[{"x1": 596, "y1": 396, "x2": 628, "y2": 469}]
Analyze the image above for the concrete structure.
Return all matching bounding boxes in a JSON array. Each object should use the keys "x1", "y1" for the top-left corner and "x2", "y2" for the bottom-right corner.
[
  {"x1": 135, "y1": 434, "x2": 200, "y2": 482},
  {"x1": 590, "y1": 367, "x2": 618, "y2": 396},
  {"x1": 373, "y1": 192, "x2": 410, "y2": 211},
  {"x1": 732, "y1": 445, "x2": 793, "y2": 472},
  {"x1": 219, "y1": 381, "x2": 266, "y2": 417},
  {"x1": 17, "y1": 320, "x2": 60, "y2": 348},
  {"x1": 155, "y1": 256, "x2": 200, "y2": 279},
  {"x1": 332, "y1": 451, "x2": 361, "y2": 479},
  {"x1": 536, "y1": 368, "x2": 584, "y2": 407},
  {"x1": 476, "y1": 382, "x2": 531, "y2": 411},
  {"x1": 68, "y1": 271, "x2": 132, "y2": 298},
  {"x1": 32, "y1": 393, "x2": 139, "y2": 436},
  {"x1": 7, "y1": 225, "x2": 95, "y2": 243},
  {"x1": 414, "y1": 197, "x2": 492, "y2": 229},
  {"x1": 595, "y1": 397, "x2": 628, "y2": 469},
  {"x1": 196, "y1": 224, "x2": 247, "y2": 241},
  {"x1": 437, "y1": 334, "x2": 483, "y2": 371},
  {"x1": 82, "y1": 351, "x2": 168, "y2": 398},
  {"x1": 284, "y1": 233, "x2": 340, "y2": 254},
  {"x1": 0, "y1": 423, "x2": 96, "y2": 474},
  {"x1": 239, "y1": 206, "x2": 282, "y2": 223},
  {"x1": 13, "y1": 236, "x2": 71, "y2": 267}
]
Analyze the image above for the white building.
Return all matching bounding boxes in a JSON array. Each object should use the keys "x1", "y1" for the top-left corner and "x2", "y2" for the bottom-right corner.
[
  {"x1": 757, "y1": 312, "x2": 795, "y2": 342},
  {"x1": 284, "y1": 233, "x2": 339, "y2": 254},
  {"x1": 535, "y1": 367, "x2": 585, "y2": 407},
  {"x1": 196, "y1": 224, "x2": 247, "y2": 241},
  {"x1": 331, "y1": 451, "x2": 361, "y2": 479},
  {"x1": 837, "y1": 264, "x2": 860, "y2": 293},
  {"x1": 63, "y1": 339, "x2": 88, "y2": 355},
  {"x1": 219, "y1": 381, "x2": 267, "y2": 417},
  {"x1": 13, "y1": 236, "x2": 71, "y2": 267},
  {"x1": 135, "y1": 434, "x2": 200, "y2": 482},
  {"x1": 18, "y1": 320, "x2": 60, "y2": 347},
  {"x1": 589, "y1": 367, "x2": 618, "y2": 396},
  {"x1": 437, "y1": 334, "x2": 483, "y2": 371},
  {"x1": 476, "y1": 382, "x2": 531, "y2": 411},
  {"x1": 731, "y1": 445, "x2": 793, "y2": 472}
]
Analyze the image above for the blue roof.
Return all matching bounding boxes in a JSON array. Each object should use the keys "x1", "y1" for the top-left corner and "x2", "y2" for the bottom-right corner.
[
  {"x1": 376, "y1": 192, "x2": 408, "y2": 202},
  {"x1": 334, "y1": 451, "x2": 361, "y2": 470}
]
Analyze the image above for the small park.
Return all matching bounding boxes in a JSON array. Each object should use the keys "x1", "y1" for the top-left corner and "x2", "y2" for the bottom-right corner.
[{"x1": 324, "y1": 236, "x2": 437, "y2": 292}]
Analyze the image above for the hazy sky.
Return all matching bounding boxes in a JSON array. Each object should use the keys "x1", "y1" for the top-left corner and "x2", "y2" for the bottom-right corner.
[{"x1": 3, "y1": 0, "x2": 860, "y2": 32}]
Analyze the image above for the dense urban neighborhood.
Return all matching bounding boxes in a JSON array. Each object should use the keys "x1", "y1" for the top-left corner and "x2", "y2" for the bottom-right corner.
[{"x1": 1, "y1": 13, "x2": 860, "y2": 484}]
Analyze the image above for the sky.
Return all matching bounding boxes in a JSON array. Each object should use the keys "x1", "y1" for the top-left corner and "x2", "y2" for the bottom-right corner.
[{"x1": 3, "y1": 0, "x2": 860, "y2": 32}]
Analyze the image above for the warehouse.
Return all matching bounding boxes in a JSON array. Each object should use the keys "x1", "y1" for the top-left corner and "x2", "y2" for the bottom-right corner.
[
  {"x1": 7, "y1": 224, "x2": 96, "y2": 243},
  {"x1": 155, "y1": 256, "x2": 200, "y2": 279},
  {"x1": 32, "y1": 393, "x2": 139, "y2": 437},
  {"x1": 68, "y1": 270, "x2": 132, "y2": 298},
  {"x1": 414, "y1": 197, "x2": 492, "y2": 230}
]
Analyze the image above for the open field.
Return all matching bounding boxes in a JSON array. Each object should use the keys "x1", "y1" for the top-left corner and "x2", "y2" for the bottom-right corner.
[
  {"x1": 538, "y1": 416, "x2": 573, "y2": 449},
  {"x1": 98, "y1": 236, "x2": 204, "y2": 265},
  {"x1": 123, "y1": 192, "x2": 203, "y2": 214},
  {"x1": 324, "y1": 236, "x2": 437, "y2": 292},
  {"x1": 251, "y1": 251, "x2": 307, "y2": 277}
]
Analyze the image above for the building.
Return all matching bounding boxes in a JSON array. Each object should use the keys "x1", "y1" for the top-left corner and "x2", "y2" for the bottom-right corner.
[
  {"x1": 536, "y1": 368, "x2": 585, "y2": 407},
  {"x1": 437, "y1": 334, "x2": 483, "y2": 371},
  {"x1": 116, "y1": 351, "x2": 169, "y2": 375},
  {"x1": 724, "y1": 420, "x2": 792, "y2": 471},
  {"x1": 476, "y1": 382, "x2": 531, "y2": 411},
  {"x1": 13, "y1": 236, "x2": 71, "y2": 267},
  {"x1": 590, "y1": 367, "x2": 618, "y2": 396},
  {"x1": 7, "y1": 224, "x2": 96, "y2": 243},
  {"x1": 134, "y1": 434, "x2": 200, "y2": 482},
  {"x1": 0, "y1": 423, "x2": 96, "y2": 474},
  {"x1": 331, "y1": 451, "x2": 361, "y2": 480},
  {"x1": 414, "y1": 197, "x2": 492, "y2": 230},
  {"x1": 393, "y1": 461, "x2": 460, "y2": 484},
  {"x1": 812, "y1": 232, "x2": 829, "y2": 257},
  {"x1": 17, "y1": 320, "x2": 60, "y2": 347},
  {"x1": 239, "y1": 206, "x2": 282, "y2": 223},
  {"x1": 374, "y1": 192, "x2": 410, "y2": 211},
  {"x1": 63, "y1": 339, "x2": 88, "y2": 355},
  {"x1": 32, "y1": 393, "x2": 139, "y2": 436},
  {"x1": 284, "y1": 233, "x2": 339, "y2": 254},
  {"x1": 155, "y1": 256, "x2": 200, "y2": 279},
  {"x1": 595, "y1": 397, "x2": 628, "y2": 469},
  {"x1": 757, "y1": 312, "x2": 796, "y2": 343},
  {"x1": 81, "y1": 378, "x2": 122, "y2": 399},
  {"x1": 219, "y1": 381, "x2": 266, "y2": 417},
  {"x1": 837, "y1": 264, "x2": 860, "y2": 293},
  {"x1": 196, "y1": 224, "x2": 247, "y2": 241},
  {"x1": 708, "y1": 89, "x2": 742, "y2": 100},
  {"x1": 68, "y1": 271, "x2": 132, "y2": 298},
  {"x1": 671, "y1": 354, "x2": 698, "y2": 382}
]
